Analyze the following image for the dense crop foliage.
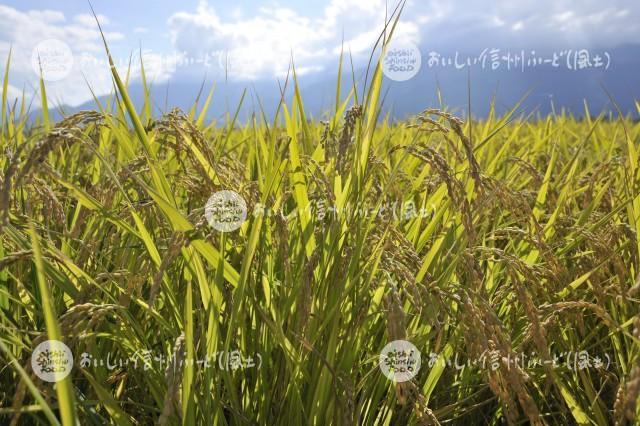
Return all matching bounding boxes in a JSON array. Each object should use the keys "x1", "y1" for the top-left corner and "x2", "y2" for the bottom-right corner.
[{"x1": 1, "y1": 19, "x2": 639, "y2": 425}]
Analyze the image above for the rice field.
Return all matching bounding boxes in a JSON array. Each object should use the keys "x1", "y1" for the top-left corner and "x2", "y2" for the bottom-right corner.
[{"x1": 1, "y1": 23, "x2": 640, "y2": 426}]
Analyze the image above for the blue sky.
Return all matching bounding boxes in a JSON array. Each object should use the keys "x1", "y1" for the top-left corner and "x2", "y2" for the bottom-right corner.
[{"x1": 1, "y1": 0, "x2": 638, "y2": 107}]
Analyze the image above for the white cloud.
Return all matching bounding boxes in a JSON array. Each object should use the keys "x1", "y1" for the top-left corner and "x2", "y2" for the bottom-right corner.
[
  {"x1": 168, "y1": 0, "x2": 420, "y2": 80},
  {"x1": 166, "y1": 0, "x2": 640, "y2": 82},
  {"x1": 385, "y1": 0, "x2": 640, "y2": 51},
  {"x1": 0, "y1": 5, "x2": 170, "y2": 108},
  {"x1": 25, "y1": 9, "x2": 65, "y2": 24},
  {"x1": 492, "y1": 16, "x2": 506, "y2": 27},
  {"x1": 1, "y1": 1, "x2": 639, "y2": 107},
  {"x1": 73, "y1": 13, "x2": 110, "y2": 27},
  {"x1": 553, "y1": 11, "x2": 575, "y2": 24}
]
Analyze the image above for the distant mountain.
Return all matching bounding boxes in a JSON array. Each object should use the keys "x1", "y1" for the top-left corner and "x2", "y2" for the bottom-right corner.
[{"x1": 49, "y1": 44, "x2": 640, "y2": 123}]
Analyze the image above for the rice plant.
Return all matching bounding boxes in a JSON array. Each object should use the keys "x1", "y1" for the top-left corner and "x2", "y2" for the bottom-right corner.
[{"x1": 1, "y1": 14, "x2": 639, "y2": 426}]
